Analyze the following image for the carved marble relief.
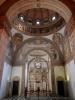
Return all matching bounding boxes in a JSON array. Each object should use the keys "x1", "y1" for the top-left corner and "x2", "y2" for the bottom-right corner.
[{"x1": 28, "y1": 57, "x2": 48, "y2": 91}]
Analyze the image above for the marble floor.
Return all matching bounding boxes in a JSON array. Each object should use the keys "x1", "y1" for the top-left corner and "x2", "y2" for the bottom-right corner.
[{"x1": 1, "y1": 96, "x2": 74, "y2": 100}]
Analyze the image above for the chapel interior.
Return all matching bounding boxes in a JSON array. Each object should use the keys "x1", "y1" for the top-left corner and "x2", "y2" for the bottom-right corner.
[{"x1": 0, "y1": 0, "x2": 75, "y2": 99}]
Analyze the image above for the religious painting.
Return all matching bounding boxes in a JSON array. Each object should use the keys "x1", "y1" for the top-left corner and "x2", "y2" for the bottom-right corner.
[
  {"x1": 63, "y1": 37, "x2": 71, "y2": 62},
  {"x1": 5, "y1": 42, "x2": 13, "y2": 64}
]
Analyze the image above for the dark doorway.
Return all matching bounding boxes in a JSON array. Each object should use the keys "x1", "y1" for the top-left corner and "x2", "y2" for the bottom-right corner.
[
  {"x1": 12, "y1": 81, "x2": 19, "y2": 96},
  {"x1": 57, "y1": 80, "x2": 65, "y2": 96}
]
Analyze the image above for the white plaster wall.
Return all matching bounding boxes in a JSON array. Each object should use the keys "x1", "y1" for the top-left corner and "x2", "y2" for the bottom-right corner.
[
  {"x1": 11, "y1": 66, "x2": 22, "y2": 96},
  {"x1": 54, "y1": 66, "x2": 65, "y2": 80},
  {"x1": 58, "y1": 26, "x2": 66, "y2": 36},
  {"x1": 0, "y1": 62, "x2": 12, "y2": 99},
  {"x1": 65, "y1": 60, "x2": 75, "y2": 98}
]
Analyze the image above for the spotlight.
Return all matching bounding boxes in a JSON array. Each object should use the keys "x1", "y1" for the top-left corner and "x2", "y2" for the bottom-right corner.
[
  {"x1": 52, "y1": 16, "x2": 56, "y2": 21},
  {"x1": 20, "y1": 16, "x2": 24, "y2": 20},
  {"x1": 36, "y1": 20, "x2": 40, "y2": 25},
  {"x1": 18, "y1": 14, "x2": 24, "y2": 22}
]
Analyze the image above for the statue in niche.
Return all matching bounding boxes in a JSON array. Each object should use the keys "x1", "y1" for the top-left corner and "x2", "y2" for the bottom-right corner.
[
  {"x1": 12, "y1": 33, "x2": 23, "y2": 50},
  {"x1": 52, "y1": 33, "x2": 63, "y2": 44}
]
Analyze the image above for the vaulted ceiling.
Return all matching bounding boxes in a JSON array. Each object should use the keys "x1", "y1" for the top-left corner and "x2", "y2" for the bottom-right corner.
[
  {"x1": 0, "y1": 0, "x2": 73, "y2": 65},
  {"x1": 0, "y1": 0, "x2": 74, "y2": 36},
  {"x1": 0, "y1": 0, "x2": 74, "y2": 35}
]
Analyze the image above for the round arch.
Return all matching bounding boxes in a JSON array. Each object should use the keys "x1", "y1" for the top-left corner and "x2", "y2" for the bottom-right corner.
[
  {"x1": 13, "y1": 37, "x2": 62, "y2": 64},
  {"x1": 15, "y1": 37, "x2": 53, "y2": 53},
  {"x1": 28, "y1": 57, "x2": 48, "y2": 70},
  {"x1": 24, "y1": 49, "x2": 52, "y2": 92},
  {"x1": 23, "y1": 48, "x2": 52, "y2": 61},
  {"x1": 6, "y1": 0, "x2": 72, "y2": 23}
]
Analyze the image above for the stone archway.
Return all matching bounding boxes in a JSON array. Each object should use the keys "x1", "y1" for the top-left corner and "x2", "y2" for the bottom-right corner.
[
  {"x1": 20, "y1": 47, "x2": 57, "y2": 96},
  {"x1": 28, "y1": 57, "x2": 49, "y2": 95},
  {"x1": 13, "y1": 37, "x2": 63, "y2": 66},
  {"x1": 13, "y1": 37, "x2": 63, "y2": 96},
  {"x1": 24, "y1": 49, "x2": 52, "y2": 96}
]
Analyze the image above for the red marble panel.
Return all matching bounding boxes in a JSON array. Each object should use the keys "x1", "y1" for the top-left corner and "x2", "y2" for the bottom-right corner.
[{"x1": 0, "y1": 28, "x2": 9, "y2": 84}]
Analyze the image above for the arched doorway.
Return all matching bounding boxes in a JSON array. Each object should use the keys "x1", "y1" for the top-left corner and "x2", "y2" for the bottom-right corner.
[
  {"x1": 12, "y1": 76, "x2": 20, "y2": 96},
  {"x1": 56, "y1": 77, "x2": 65, "y2": 96}
]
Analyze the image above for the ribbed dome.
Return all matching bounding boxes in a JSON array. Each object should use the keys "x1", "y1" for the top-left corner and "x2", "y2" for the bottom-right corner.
[{"x1": 13, "y1": 8, "x2": 65, "y2": 36}]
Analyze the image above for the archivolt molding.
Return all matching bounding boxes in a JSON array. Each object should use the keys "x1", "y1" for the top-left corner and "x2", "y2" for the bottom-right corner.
[
  {"x1": 6, "y1": 0, "x2": 72, "y2": 23},
  {"x1": 28, "y1": 57, "x2": 48, "y2": 70}
]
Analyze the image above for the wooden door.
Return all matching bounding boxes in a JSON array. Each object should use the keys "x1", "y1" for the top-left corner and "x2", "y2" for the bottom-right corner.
[
  {"x1": 12, "y1": 81, "x2": 19, "y2": 96},
  {"x1": 57, "y1": 80, "x2": 65, "y2": 96}
]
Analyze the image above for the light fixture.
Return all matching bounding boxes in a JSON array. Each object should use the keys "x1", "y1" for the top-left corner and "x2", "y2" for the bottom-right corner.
[
  {"x1": 20, "y1": 16, "x2": 24, "y2": 20},
  {"x1": 36, "y1": 20, "x2": 40, "y2": 25},
  {"x1": 18, "y1": 14, "x2": 24, "y2": 22},
  {"x1": 52, "y1": 16, "x2": 56, "y2": 21},
  {"x1": 20, "y1": 16, "x2": 24, "y2": 22}
]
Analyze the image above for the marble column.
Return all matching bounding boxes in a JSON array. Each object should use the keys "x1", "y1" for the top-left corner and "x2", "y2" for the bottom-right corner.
[
  {"x1": 48, "y1": 60, "x2": 52, "y2": 91},
  {"x1": 25, "y1": 62, "x2": 29, "y2": 97},
  {"x1": 25, "y1": 62, "x2": 28, "y2": 88},
  {"x1": 21, "y1": 65, "x2": 25, "y2": 96},
  {"x1": 0, "y1": 28, "x2": 9, "y2": 86},
  {"x1": 51, "y1": 64, "x2": 56, "y2": 92},
  {"x1": 21, "y1": 61, "x2": 29, "y2": 96}
]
